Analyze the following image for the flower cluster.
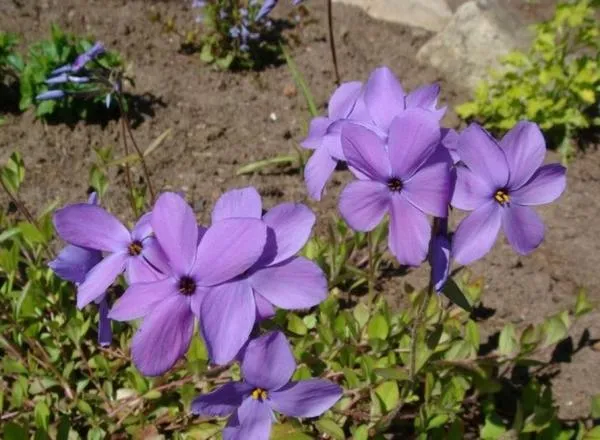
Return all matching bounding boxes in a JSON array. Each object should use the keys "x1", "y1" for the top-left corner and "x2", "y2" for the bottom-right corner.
[
  {"x1": 50, "y1": 187, "x2": 341, "y2": 438},
  {"x1": 35, "y1": 42, "x2": 121, "y2": 108},
  {"x1": 304, "y1": 66, "x2": 567, "y2": 287}
]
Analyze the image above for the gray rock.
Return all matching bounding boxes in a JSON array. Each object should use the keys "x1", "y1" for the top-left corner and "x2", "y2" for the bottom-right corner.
[
  {"x1": 332, "y1": 0, "x2": 453, "y2": 32},
  {"x1": 416, "y1": 0, "x2": 531, "y2": 91}
]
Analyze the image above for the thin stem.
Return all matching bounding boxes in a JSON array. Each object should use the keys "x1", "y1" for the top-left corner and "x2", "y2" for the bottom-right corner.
[
  {"x1": 326, "y1": 0, "x2": 341, "y2": 85},
  {"x1": 367, "y1": 231, "x2": 376, "y2": 310},
  {"x1": 115, "y1": 98, "x2": 139, "y2": 218},
  {"x1": 409, "y1": 278, "x2": 433, "y2": 382},
  {"x1": 116, "y1": 94, "x2": 156, "y2": 204}
]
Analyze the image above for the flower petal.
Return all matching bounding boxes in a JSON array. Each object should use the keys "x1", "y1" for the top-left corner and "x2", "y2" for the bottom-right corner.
[
  {"x1": 200, "y1": 281, "x2": 256, "y2": 365},
  {"x1": 97, "y1": 295, "x2": 112, "y2": 347},
  {"x1": 452, "y1": 201, "x2": 502, "y2": 265},
  {"x1": 125, "y1": 257, "x2": 162, "y2": 284},
  {"x1": 500, "y1": 121, "x2": 546, "y2": 189},
  {"x1": 430, "y1": 234, "x2": 450, "y2": 292},
  {"x1": 262, "y1": 203, "x2": 315, "y2": 265},
  {"x1": 269, "y1": 379, "x2": 342, "y2": 417},
  {"x1": 212, "y1": 187, "x2": 263, "y2": 222},
  {"x1": 341, "y1": 123, "x2": 390, "y2": 180},
  {"x1": 191, "y1": 382, "x2": 253, "y2": 417},
  {"x1": 328, "y1": 81, "x2": 363, "y2": 120},
  {"x1": 301, "y1": 117, "x2": 330, "y2": 149},
  {"x1": 77, "y1": 252, "x2": 128, "y2": 308},
  {"x1": 193, "y1": 218, "x2": 266, "y2": 286},
  {"x1": 405, "y1": 83, "x2": 441, "y2": 114},
  {"x1": 441, "y1": 128, "x2": 460, "y2": 163},
  {"x1": 451, "y1": 165, "x2": 494, "y2": 211},
  {"x1": 131, "y1": 295, "x2": 194, "y2": 376},
  {"x1": 250, "y1": 257, "x2": 327, "y2": 310},
  {"x1": 152, "y1": 192, "x2": 198, "y2": 275},
  {"x1": 402, "y1": 150, "x2": 451, "y2": 217},
  {"x1": 49, "y1": 245, "x2": 102, "y2": 284},
  {"x1": 255, "y1": 294, "x2": 275, "y2": 321},
  {"x1": 242, "y1": 331, "x2": 295, "y2": 390},
  {"x1": 140, "y1": 236, "x2": 171, "y2": 274},
  {"x1": 304, "y1": 146, "x2": 338, "y2": 201},
  {"x1": 223, "y1": 398, "x2": 273, "y2": 440},
  {"x1": 131, "y1": 212, "x2": 153, "y2": 241},
  {"x1": 339, "y1": 180, "x2": 389, "y2": 231},
  {"x1": 53, "y1": 204, "x2": 130, "y2": 252},
  {"x1": 109, "y1": 277, "x2": 178, "y2": 321},
  {"x1": 388, "y1": 196, "x2": 431, "y2": 266},
  {"x1": 388, "y1": 109, "x2": 441, "y2": 179},
  {"x1": 502, "y1": 205, "x2": 544, "y2": 255},
  {"x1": 458, "y1": 124, "x2": 509, "y2": 189},
  {"x1": 363, "y1": 66, "x2": 405, "y2": 130},
  {"x1": 510, "y1": 164, "x2": 566, "y2": 206}
]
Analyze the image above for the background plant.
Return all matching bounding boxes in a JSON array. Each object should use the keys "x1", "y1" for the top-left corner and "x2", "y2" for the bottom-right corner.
[
  {"x1": 18, "y1": 24, "x2": 124, "y2": 120},
  {"x1": 456, "y1": 0, "x2": 600, "y2": 161}
]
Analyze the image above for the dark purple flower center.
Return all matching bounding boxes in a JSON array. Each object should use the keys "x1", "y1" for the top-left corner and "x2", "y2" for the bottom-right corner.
[
  {"x1": 128, "y1": 240, "x2": 143, "y2": 256},
  {"x1": 494, "y1": 189, "x2": 510, "y2": 206},
  {"x1": 387, "y1": 177, "x2": 403, "y2": 192},
  {"x1": 251, "y1": 388, "x2": 268, "y2": 401},
  {"x1": 178, "y1": 276, "x2": 197, "y2": 296}
]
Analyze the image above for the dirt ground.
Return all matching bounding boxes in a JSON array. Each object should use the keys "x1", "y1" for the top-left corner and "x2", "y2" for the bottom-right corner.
[{"x1": 1, "y1": 0, "x2": 598, "y2": 421}]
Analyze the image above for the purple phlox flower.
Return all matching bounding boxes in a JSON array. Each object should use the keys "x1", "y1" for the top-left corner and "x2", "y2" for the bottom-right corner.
[
  {"x1": 191, "y1": 332, "x2": 342, "y2": 440},
  {"x1": 241, "y1": 25, "x2": 250, "y2": 43},
  {"x1": 53, "y1": 202, "x2": 167, "y2": 310},
  {"x1": 302, "y1": 66, "x2": 446, "y2": 202},
  {"x1": 36, "y1": 89, "x2": 67, "y2": 101},
  {"x1": 199, "y1": 187, "x2": 326, "y2": 365},
  {"x1": 338, "y1": 109, "x2": 452, "y2": 266},
  {"x1": 440, "y1": 128, "x2": 460, "y2": 164},
  {"x1": 430, "y1": 218, "x2": 450, "y2": 292},
  {"x1": 49, "y1": 193, "x2": 112, "y2": 346},
  {"x1": 109, "y1": 192, "x2": 267, "y2": 376},
  {"x1": 72, "y1": 42, "x2": 105, "y2": 72},
  {"x1": 451, "y1": 122, "x2": 566, "y2": 265}
]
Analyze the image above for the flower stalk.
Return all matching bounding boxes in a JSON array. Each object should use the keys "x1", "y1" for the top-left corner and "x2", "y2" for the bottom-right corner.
[{"x1": 327, "y1": 0, "x2": 340, "y2": 85}]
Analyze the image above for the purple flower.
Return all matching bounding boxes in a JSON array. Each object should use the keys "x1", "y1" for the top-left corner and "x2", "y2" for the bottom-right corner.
[
  {"x1": 430, "y1": 218, "x2": 450, "y2": 292},
  {"x1": 441, "y1": 128, "x2": 460, "y2": 164},
  {"x1": 338, "y1": 109, "x2": 452, "y2": 266},
  {"x1": 199, "y1": 187, "x2": 327, "y2": 364},
  {"x1": 256, "y1": 0, "x2": 278, "y2": 20},
  {"x1": 53, "y1": 203, "x2": 166, "y2": 309},
  {"x1": 302, "y1": 66, "x2": 446, "y2": 201},
  {"x1": 191, "y1": 332, "x2": 342, "y2": 440},
  {"x1": 192, "y1": 0, "x2": 207, "y2": 7},
  {"x1": 451, "y1": 122, "x2": 567, "y2": 265},
  {"x1": 49, "y1": 193, "x2": 112, "y2": 346},
  {"x1": 72, "y1": 42, "x2": 105, "y2": 72},
  {"x1": 36, "y1": 90, "x2": 67, "y2": 101},
  {"x1": 109, "y1": 192, "x2": 267, "y2": 376}
]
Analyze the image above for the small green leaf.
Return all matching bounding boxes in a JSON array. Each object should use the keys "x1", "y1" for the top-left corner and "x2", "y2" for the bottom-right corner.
[
  {"x1": 443, "y1": 278, "x2": 472, "y2": 312},
  {"x1": 34, "y1": 400, "x2": 50, "y2": 430},
  {"x1": 352, "y1": 425, "x2": 369, "y2": 440},
  {"x1": 236, "y1": 155, "x2": 296, "y2": 175},
  {"x1": 374, "y1": 380, "x2": 399, "y2": 412},
  {"x1": 543, "y1": 314, "x2": 569, "y2": 347},
  {"x1": 315, "y1": 418, "x2": 345, "y2": 440},
  {"x1": 591, "y1": 393, "x2": 600, "y2": 419},
  {"x1": 374, "y1": 367, "x2": 408, "y2": 381},
  {"x1": 480, "y1": 413, "x2": 507, "y2": 439},
  {"x1": 287, "y1": 314, "x2": 307, "y2": 336},
  {"x1": 499, "y1": 323, "x2": 518, "y2": 356},
  {"x1": 3, "y1": 422, "x2": 27, "y2": 440},
  {"x1": 353, "y1": 303, "x2": 370, "y2": 328},
  {"x1": 367, "y1": 314, "x2": 389, "y2": 340},
  {"x1": 574, "y1": 287, "x2": 593, "y2": 317}
]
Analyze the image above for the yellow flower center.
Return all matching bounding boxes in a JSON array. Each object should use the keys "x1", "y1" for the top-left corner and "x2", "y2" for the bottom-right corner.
[
  {"x1": 494, "y1": 189, "x2": 510, "y2": 205},
  {"x1": 251, "y1": 388, "x2": 268, "y2": 401}
]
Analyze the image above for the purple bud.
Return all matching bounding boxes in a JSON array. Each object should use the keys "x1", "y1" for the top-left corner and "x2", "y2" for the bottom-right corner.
[
  {"x1": 72, "y1": 42, "x2": 105, "y2": 72},
  {"x1": 36, "y1": 90, "x2": 67, "y2": 101},
  {"x1": 67, "y1": 75, "x2": 91, "y2": 84},
  {"x1": 45, "y1": 73, "x2": 69, "y2": 85},
  {"x1": 256, "y1": 0, "x2": 278, "y2": 20},
  {"x1": 50, "y1": 64, "x2": 73, "y2": 76}
]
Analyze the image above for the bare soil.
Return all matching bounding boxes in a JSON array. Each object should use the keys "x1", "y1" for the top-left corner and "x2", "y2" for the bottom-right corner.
[{"x1": 1, "y1": 0, "x2": 597, "y2": 421}]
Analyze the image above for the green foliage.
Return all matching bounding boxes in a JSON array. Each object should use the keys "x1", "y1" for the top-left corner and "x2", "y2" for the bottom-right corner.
[
  {"x1": 18, "y1": 24, "x2": 123, "y2": 119},
  {"x1": 1, "y1": 152, "x2": 597, "y2": 438},
  {"x1": 456, "y1": 0, "x2": 600, "y2": 161},
  {"x1": 0, "y1": 32, "x2": 22, "y2": 80}
]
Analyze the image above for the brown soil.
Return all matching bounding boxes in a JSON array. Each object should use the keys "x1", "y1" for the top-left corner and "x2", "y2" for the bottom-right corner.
[{"x1": 1, "y1": 0, "x2": 598, "y2": 422}]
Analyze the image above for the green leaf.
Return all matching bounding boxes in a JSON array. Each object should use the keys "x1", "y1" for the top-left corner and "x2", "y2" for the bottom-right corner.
[
  {"x1": 442, "y1": 278, "x2": 472, "y2": 312},
  {"x1": 574, "y1": 287, "x2": 593, "y2": 317},
  {"x1": 352, "y1": 425, "x2": 369, "y2": 440},
  {"x1": 367, "y1": 314, "x2": 389, "y2": 340},
  {"x1": 499, "y1": 323, "x2": 518, "y2": 356},
  {"x1": 271, "y1": 423, "x2": 313, "y2": 440},
  {"x1": 3, "y1": 423, "x2": 27, "y2": 440},
  {"x1": 34, "y1": 401, "x2": 50, "y2": 430},
  {"x1": 1, "y1": 152, "x2": 25, "y2": 194},
  {"x1": 591, "y1": 393, "x2": 600, "y2": 419},
  {"x1": 353, "y1": 303, "x2": 370, "y2": 328},
  {"x1": 480, "y1": 413, "x2": 507, "y2": 439},
  {"x1": 465, "y1": 319, "x2": 480, "y2": 349},
  {"x1": 76, "y1": 399, "x2": 93, "y2": 416},
  {"x1": 236, "y1": 155, "x2": 296, "y2": 175},
  {"x1": 287, "y1": 314, "x2": 307, "y2": 335},
  {"x1": 281, "y1": 44, "x2": 318, "y2": 117},
  {"x1": 374, "y1": 367, "x2": 408, "y2": 381},
  {"x1": 585, "y1": 427, "x2": 600, "y2": 440},
  {"x1": 315, "y1": 418, "x2": 345, "y2": 440},
  {"x1": 374, "y1": 380, "x2": 399, "y2": 412},
  {"x1": 543, "y1": 314, "x2": 569, "y2": 347},
  {"x1": 200, "y1": 44, "x2": 215, "y2": 63}
]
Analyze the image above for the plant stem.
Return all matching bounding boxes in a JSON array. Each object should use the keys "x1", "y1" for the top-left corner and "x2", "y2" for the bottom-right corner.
[
  {"x1": 115, "y1": 98, "x2": 139, "y2": 218},
  {"x1": 326, "y1": 0, "x2": 341, "y2": 85},
  {"x1": 367, "y1": 231, "x2": 376, "y2": 310},
  {"x1": 409, "y1": 277, "x2": 433, "y2": 382},
  {"x1": 116, "y1": 94, "x2": 156, "y2": 205}
]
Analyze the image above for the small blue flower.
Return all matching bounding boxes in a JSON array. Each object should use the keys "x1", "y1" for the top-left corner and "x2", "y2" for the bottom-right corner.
[
  {"x1": 229, "y1": 26, "x2": 241, "y2": 38},
  {"x1": 36, "y1": 90, "x2": 67, "y2": 101}
]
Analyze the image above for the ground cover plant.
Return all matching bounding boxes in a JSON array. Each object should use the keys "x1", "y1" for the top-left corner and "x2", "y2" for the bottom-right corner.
[
  {"x1": 1, "y1": 3, "x2": 600, "y2": 440},
  {"x1": 456, "y1": 0, "x2": 600, "y2": 162}
]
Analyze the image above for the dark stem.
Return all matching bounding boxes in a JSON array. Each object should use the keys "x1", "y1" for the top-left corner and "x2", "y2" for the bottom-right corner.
[
  {"x1": 367, "y1": 231, "x2": 376, "y2": 311},
  {"x1": 116, "y1": 94, "x2": 156, "y2": 204},
  {"x1": 326, "y1": 0, "x2": 341, "y2": 85},
  {"x1": 116, "y1": 99, "x2": 139, "y2": 219}
]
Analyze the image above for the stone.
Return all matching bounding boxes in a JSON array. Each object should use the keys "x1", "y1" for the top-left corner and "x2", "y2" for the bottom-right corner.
[
  {"x1": 332, "y1": 0, "x2": 453, "y2": 33},
  {"x1": 416, "y1": 0, "x2": 531, "y2": 91}
]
